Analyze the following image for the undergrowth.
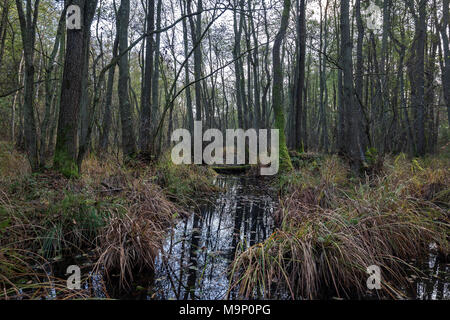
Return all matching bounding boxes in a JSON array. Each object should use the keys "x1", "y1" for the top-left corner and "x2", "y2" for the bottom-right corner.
[{"x1": 155, "y1": 152, "x2": 219, "y2": 203}]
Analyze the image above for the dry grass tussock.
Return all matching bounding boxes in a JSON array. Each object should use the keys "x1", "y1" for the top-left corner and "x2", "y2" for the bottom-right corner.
[{"x1": 95, "y1": 180, "x2": 181, "y2": 288}]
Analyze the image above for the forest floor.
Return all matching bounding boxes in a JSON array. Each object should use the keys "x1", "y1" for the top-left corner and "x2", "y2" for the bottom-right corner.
[{"x1": 0, "y1": 141, "x2": 449, "y2": 299}]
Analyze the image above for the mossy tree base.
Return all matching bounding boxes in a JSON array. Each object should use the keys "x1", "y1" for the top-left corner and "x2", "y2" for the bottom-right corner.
[{"x1": 53, "y1": 150, "x2": 79, "y2": 178}]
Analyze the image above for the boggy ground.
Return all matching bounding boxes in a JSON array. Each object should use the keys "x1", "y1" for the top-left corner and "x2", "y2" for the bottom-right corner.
[{"x1": 0, "y1": 141, "x2": 449, "y2": 300}]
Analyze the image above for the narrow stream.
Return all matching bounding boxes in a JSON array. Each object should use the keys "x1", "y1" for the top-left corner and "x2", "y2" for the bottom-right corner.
[
  {"x1": 412, "y1": 244, "x2": 449, "y2": 300},
  {"x1": 151, "y1": 176, "x2": 277, "y2": 300}
]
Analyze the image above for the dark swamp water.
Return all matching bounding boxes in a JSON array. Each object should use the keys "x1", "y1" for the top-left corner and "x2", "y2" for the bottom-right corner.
[
  {"x1": 52, "y1": 175, "x2": 448, "y2": 300},
  {"x1": 151, "y1": 176, "x2": 277, "y2": 300}
]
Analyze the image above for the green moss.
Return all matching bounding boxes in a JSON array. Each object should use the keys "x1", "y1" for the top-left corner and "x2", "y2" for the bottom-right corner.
[
  {"x1": 53, "y1": 149, "x2": 79, "y2": 178},
  {"x1": 275, "y1": 119, "x2": 293, "y2": 173}
]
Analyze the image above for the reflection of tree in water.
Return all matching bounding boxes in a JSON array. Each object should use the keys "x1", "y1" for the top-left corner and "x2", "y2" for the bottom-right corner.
[
  {"x1": 415, "y1": 249, "x2": 449, "y2": 300},
  {"x1": 184, "y1": 212, "x2": 201, "y2": 299},
  {"x1": 153, "y1": 176, "x2": 276, "y2": 300}
]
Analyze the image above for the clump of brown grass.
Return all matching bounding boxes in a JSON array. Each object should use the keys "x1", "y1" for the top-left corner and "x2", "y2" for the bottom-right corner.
[
  {"x1": 95, "y1": 181, "x2": 181, "y2": 288},
  {"x1": 231, "y1": 155, "x2": 449, "y2": 299}
]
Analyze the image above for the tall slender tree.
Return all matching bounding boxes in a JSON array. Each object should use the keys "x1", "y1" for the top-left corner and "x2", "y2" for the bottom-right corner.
[
  {"x1": 139, "y1": 0, "x2": 155, "y2": 159},
  {"x1": 15, "y1": 0, "x2": 40, "y2": 171},
  {"x1": 272, "y1": 0, "x2": 293, "y2": 172},
  {"x1": 293, "y1": 0, "x2": 306, "y2": 151},
  {"x1": 439, "y1": 0, "x2": 450, "y2": 126},
  {"x1": 340, "y1": 0, "x2": 364, "y2": 172},
  {"x1": 117, "y1": 0, "x2": 136, "y2": 159}
]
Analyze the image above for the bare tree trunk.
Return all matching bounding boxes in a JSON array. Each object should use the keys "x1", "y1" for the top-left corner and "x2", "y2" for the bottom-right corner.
[
  {"x1": 47, "y1": 27, "x2": 66, "y2": 159},
  {"x1": 439, "y1": 0, "x2": 450, "y2": 126},
  {"x1": 151, "y1": 0, "x2": 162, "y2": 140},
  {"x1": 272, "y1": 0, "x2": 293, "y2": 172},
  {"x1": 380, "y1": 0, "x2": 391, "y2": 153},
  {"x1": 40, "y1": 9, "x2": 65, "y2": 165},
  {"x1": 117, "y1": 0, "x2": 136, "y2": 160},
  {"x1": 0, "y1": 0, "x2": 9, "y2": 68},
  {"x1": 180, "y1": 0, "x2": 194, "y2": 132},
  {"x1": 99, "y1": 35, "x2": 118, "y2": 152},
  {"x1": 233, "y1": 0, "x2": 244, "y2": 128},
  {"x1": 187, "y1": 0, "x2": 203, "y2": 123},
  {"x1": 340, "y1": 0, "x2": 364, "y2": 173},
  {"x1": 407, "y1": 0, "x2": 427, "y2": 156},
  {"x1": 319, "y1": 0, "x2": 329, "y2": 152},
  {"x1": 139, "y1": 0, "x2": 155, "y2": 159},
  {"x1": 293, "y1": 0, "x2": 306, "y2": 151},
  {"x1": 11, "y1": 55, "x2": 25, "y2": 145},
  {"x1": 15, "y1": 0, "x2": 40, "y2": 171},
  {"x1": 249, "y1": 0, "x2": 261, "y2": 130},
  {"x1": 355, "y1": 0, "x2": 366, "y2": 149},
  {"x1": 54, "y1": 0, "x2": 98, "y2": 176}
]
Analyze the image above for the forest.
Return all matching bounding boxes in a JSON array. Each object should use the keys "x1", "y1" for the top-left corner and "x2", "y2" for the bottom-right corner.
[{"x1": 0, "y1": 0, "x2": 448, "y2": 300}]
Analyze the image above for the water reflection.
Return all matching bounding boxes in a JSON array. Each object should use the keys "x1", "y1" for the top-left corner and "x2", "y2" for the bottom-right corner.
[
  {"x1": 152, "y1": 176, "x2": 276, "y2": 300},
  {"x1": 414, "y1": 244, "x2": 449, "y2": 300}
]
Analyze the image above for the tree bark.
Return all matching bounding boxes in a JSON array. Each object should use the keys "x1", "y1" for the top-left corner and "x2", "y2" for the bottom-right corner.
[
  {"x1": 340, "y1": 0, "x2": 364, "y2": 173},
  {"x1": 54, "y1": 0, "x2": 98, "y2": 177},
  {"x1": 187, "y1": 0, "x2": 203, "y2": 124},
  {"x1": 117, "y1": 0, "x2": 137, "y2": 160},
  {"x1": 40, "y1": 8, "x2": 66, "y2": 165},
  {"x1": 440, "y1": 0, "x2": 450, "y2": 126},
  {"x1": 15, "y1": 0, "x2": 40, "y2": 171},
  {"x1": 151, "y1": 0, "x2": 162, "y2": 138},
  {"x1": 232, "y1": 0, "x2": 244, "y2": 128},
  {"x1": 99, "y1": 34, "x2": 118, "y2": 152},
  {"x1": 406, "y1": 0, "x2": 427, "y2": 156},
  {"x1": 180, "y1": 0, "x2": 194, "y2": 133},
  {"x1": 272, "y1": 0, "x2": 293, "y2": 172},
  {"x1": 139, "y1": 0, "x2": 155, "y2": 158},
  {"x1": 293, "y1": 0, "x2": 306, "y2": 151}
]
